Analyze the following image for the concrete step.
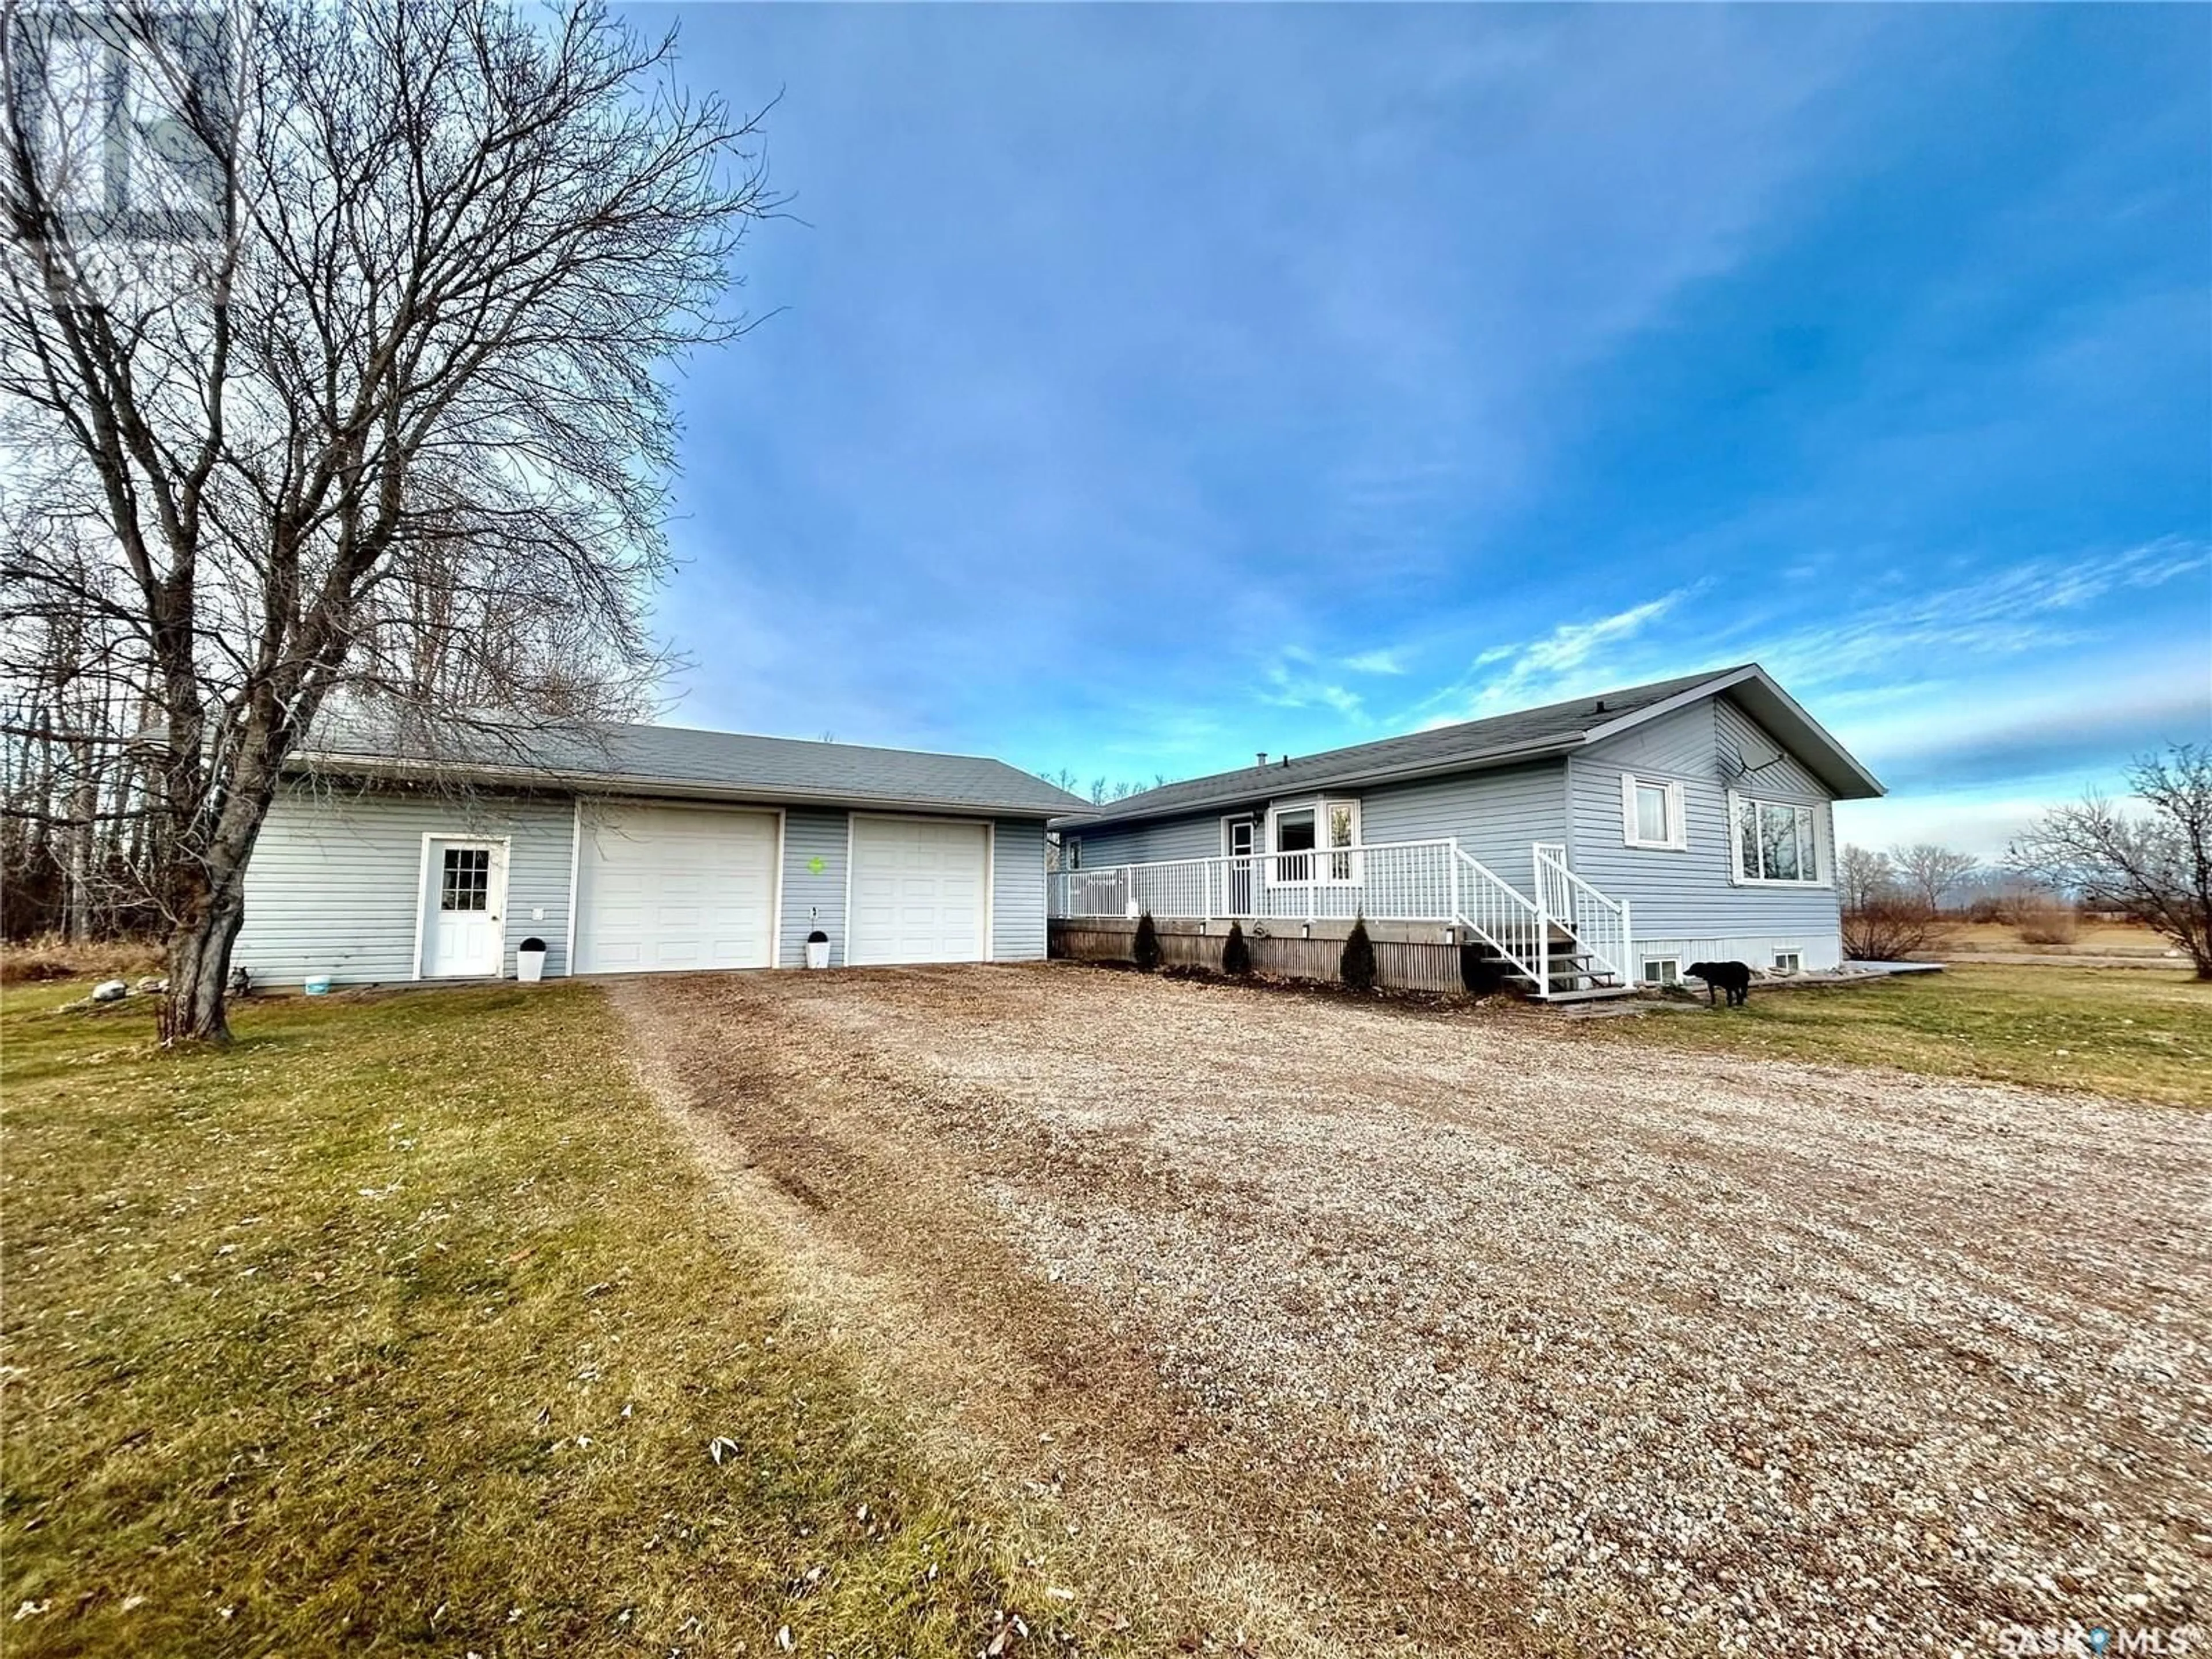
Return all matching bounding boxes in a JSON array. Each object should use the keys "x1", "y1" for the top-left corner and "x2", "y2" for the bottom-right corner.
[{"x1": 1535, "y1": 983, "x2": 1641, "y2": 1004}]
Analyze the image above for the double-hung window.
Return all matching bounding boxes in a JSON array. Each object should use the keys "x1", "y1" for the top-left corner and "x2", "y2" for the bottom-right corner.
[
  {"x1": 1731, "y1": 794, "x2": 1824, "y2": 885},
  {"x1": 1620, "y1": 774, "x2": 1687, "y2": 850}
]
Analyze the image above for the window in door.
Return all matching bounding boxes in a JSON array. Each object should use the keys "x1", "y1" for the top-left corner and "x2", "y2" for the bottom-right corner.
[
  {"x1": 440, "y1": 846, "x2": 491, "y2": 911},
  {"x1": 1063, "y1": 836, "x2": 1082, "y2": 871}
]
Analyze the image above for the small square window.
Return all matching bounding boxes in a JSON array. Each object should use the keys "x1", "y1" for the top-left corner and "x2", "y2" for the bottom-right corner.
[
  {"x1": 1622, "y1": 775, "x2": 1684, "y2": 850},
  {"x1": 1642, "y1": 957, "x2": 1680, "y2": 986},
  {"x1": 1774, "y1": 951, "x2": 1802, "y2": 973}
]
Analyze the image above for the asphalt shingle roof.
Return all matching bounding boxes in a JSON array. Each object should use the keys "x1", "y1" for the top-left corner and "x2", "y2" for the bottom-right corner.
[
  {"x1": 1057, "y1": 666, "x2": 1755, "y2": 829},
  {"x1": 294, "y1": 717, "x2": 1088, "y2": 817}
]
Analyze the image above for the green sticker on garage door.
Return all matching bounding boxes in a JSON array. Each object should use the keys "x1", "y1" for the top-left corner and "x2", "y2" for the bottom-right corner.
[{"x1": 808, "y1": 855, "x2": 825, "y2": 874}]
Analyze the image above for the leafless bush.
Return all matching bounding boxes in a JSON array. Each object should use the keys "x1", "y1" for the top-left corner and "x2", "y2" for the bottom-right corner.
[
  {"x1": 1839, "y1": 842, "x2": 1947, "y2": 960},
  {"x1": 2014, "y1": 903, "x2": 2080, "y2": 947},
  {"x1": 1840, "y1": 897, "x2": 1945, "y2": 963}
]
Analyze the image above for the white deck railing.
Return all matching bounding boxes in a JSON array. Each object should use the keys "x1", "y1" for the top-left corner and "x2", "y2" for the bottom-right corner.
[
  {"x1": 1052, "y1": 838, "x2": 1468, "y2": 926},
  {"x1": 1049, "y1": 835, "x2": 1633, "y2": 998}
]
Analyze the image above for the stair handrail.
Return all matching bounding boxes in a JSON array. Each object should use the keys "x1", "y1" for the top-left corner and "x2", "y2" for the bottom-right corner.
[
  {"x1": 1448, "y1": 841, "x2": 1545, "y2": 987},
  {"x1": 1532, "y1": 843, "x2": 1631, "y2": 986}
]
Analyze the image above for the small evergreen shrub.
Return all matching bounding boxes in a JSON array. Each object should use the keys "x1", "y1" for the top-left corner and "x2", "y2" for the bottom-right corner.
[
  {"x1": 1132, "y1": 910, "x2": 1161, "y2": 973},
  {"x1": 1340, "y1": 916, "x2": 1377, "y2": 993},
  {"x1": 1221, "y1": 920, "x2": 1252, "y2": 976}
]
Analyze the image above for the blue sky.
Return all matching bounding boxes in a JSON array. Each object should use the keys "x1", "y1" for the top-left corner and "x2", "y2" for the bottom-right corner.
[{"x1": 629, "y1": 4, "x2": 2210, "y2": 857}]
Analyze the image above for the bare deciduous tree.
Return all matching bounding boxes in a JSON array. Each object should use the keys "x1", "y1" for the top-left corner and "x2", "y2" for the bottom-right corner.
[
  {"x1": 1887, "y1": 842, "x2": 1980, "y2": 916},
  {"x1": 2008, "y1": 744, "x2": 2212, "y2": 980},
  {"x1": 1838, "y1": 843, "x2": 1896, "y2": 913},
  {"x1": 2, "y1": 0, "x2": 776, "y2": 1039}
]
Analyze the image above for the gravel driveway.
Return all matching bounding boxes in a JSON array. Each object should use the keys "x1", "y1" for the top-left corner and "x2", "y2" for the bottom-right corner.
[{"x1": 611, "y1": 963, "x2": 2210, "y2": 1658}]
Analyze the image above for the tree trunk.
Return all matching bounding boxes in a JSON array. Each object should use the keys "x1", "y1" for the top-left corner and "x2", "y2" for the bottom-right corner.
[
  {"x1": 160, "y1": 868, "x2": 248, "y2": 1044},
  {"x1": 65, "y1": 746, "x2": 97, "y2": 944}
]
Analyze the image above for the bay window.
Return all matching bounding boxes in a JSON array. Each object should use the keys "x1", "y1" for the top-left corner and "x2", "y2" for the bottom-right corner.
[{"x1": 1267, "y1": 797, "x2": 1361, "y2": 883}]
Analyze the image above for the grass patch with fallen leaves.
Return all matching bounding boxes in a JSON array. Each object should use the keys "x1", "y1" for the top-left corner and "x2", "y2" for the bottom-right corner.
[
  {"x1": 1589, "y1": 963, "x2": 2212, "y2": 1107},
  {"x1": 1, "y1": 980, "x2": 1080, "y2": 1657}
]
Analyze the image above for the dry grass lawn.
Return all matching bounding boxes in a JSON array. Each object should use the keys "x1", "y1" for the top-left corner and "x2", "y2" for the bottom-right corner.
[
  {"x1": 0, "y1": 979, "x2": 1090, "y2": 1658},
  {"x1": 1595, "y1": 963, "x2": 2212, "y2": 1107},
  {"x1": 1942, "y1": 920, "x2": 2175, "y2": 956},
  {"x1": 613, "y1": 963, "x2": 2211, "y2": 1658}
]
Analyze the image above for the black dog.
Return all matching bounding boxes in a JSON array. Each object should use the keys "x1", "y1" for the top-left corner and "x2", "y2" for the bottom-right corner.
[{"x1": 1686, "y1": 960, "x2": 1751, "y2": 1007}]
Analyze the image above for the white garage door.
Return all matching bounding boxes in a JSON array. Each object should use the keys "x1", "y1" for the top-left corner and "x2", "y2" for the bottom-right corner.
[
  {"x1": 849, "y1": 816, "x2": 990, "y2": 966},
  {"x1": 574, "y1": 802, "x2": 777, "y2": 974}
]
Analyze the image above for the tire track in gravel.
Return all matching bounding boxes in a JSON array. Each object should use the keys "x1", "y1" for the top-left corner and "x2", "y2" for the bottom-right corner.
[
  {"x1": 609, "y1": 969, "x2": 1601, "y2": 1659},
  {"x1": 609, "y1": 963, "x2": 2210, "y2": 1658}
]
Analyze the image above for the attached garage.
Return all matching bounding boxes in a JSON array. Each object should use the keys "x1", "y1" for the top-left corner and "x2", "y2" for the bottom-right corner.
[
  {"x1": 848, "y1": 815, "x2": 990, "y2": 966},
  {"x1": 573, "y1": 801, "x2": 778, "y2": 974}
]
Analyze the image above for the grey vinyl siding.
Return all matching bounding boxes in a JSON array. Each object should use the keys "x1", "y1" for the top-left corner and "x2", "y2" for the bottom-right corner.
[
  {"x1": 236, "y1": 782, "x2": 575, "y2": 985},
  {"x1": 778, "y1": 808, "x2": 850, "y2": 967},
  {"x1": 1569, "y1": 695, "x2": 1840, "y2": 943},
  {"x1": 1071, "y1": 764, "x2": 1569, "y2": 898},
  {"x1": 1356, "y1": 762, "x2": 1570, "y2": 892},
  {"x1": 991, "y1": 819, "x2": 1049, "y2": 961},
  {"x1": 1069, "y1": 813, "x2": 1222, "y2": 870}
]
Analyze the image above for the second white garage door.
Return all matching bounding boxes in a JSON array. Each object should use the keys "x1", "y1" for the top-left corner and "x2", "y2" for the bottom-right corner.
[
  {"x1": 848, "y1": 816, "x2": 990, "y2": 965},
  {"x1": 574, "y1": 802, "x2": 777, "y2": 974}
]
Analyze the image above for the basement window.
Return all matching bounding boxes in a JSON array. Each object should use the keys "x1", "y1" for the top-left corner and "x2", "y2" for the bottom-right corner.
[
  {"x1": 1774, "y1": 951, "x2": 1802, "y2": 973},
  {"x1": 1641, "y1": 957, "x2": 1680, "y2": 986}
]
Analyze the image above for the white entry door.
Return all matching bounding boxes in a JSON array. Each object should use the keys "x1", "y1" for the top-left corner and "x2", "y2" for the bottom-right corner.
[
  {"x1": 422, "y1": 838, "x2": 506, "y2": 978},
  {"x1": 848, "y1": 816, "x2": 990, "y2": 965},
  {"x1": 574, "y1": 802, "x2": 778, "y2": 974}
]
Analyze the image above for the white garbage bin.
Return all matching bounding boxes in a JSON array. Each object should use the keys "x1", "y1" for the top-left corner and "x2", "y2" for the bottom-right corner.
[
  {"x1": 516, "y1": 938, "x2": 547, "y2": 983},
  {"x1": 804, "y1": 930, "x2": 832, "y2": 969}
]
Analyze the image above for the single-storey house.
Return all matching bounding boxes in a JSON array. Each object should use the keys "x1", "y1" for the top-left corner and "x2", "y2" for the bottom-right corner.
[
  {"x1": 1048, "y1": 663, "x2": 1884, "y2": 999},
  {"x1": 232, "y1": 723, "x2": 1088, "y2": 986}
]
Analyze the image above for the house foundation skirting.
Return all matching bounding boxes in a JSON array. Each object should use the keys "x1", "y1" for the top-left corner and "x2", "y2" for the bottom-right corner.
[{"x1": 1048, "y1": 916, "x2": 1474, "y2": 995}]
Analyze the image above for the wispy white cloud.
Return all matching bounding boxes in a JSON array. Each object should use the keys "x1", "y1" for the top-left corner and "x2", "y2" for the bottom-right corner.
[
  {"x1": 1751, "y1": 536, "x2": 2209, "y2": 688},
  {"x1": 1341, "y1": 648, "x2": 1410, "y2": 675},
  {"x1": 1257, "y1": 660, "x2": 1366, "y2": 721},
  {"x1": 1416, "y1": 589, "x2": 1693, "y2": 724}
]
